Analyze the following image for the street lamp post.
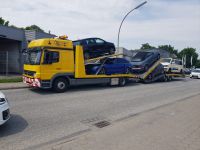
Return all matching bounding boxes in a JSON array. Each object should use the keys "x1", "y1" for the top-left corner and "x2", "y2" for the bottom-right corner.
[{"x1": 117, "y1": 1, "x2": 147, "y2": 50}]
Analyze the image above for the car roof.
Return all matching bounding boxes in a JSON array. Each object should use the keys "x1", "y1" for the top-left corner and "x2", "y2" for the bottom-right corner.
[{"x1": 73, "y1": 37, "x2": 103, "y2": 42}]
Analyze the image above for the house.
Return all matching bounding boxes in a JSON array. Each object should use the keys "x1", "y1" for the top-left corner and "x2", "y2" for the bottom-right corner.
[{"x1": 0, "y1": 25, "x2": 55, "y2": 74}]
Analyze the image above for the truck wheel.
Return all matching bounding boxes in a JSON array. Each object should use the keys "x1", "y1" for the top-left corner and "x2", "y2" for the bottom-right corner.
[
  {"x1": 118, "y1": 78, "x2": 126, "y2": 86},
  {"x1": 53, "y1": 78, "x2": 69, "y2": 93}
]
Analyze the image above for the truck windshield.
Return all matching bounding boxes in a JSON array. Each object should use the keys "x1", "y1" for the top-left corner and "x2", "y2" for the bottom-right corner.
[
  {"x1": 24, "y1": 48, "x2": 42, "y2": 65},
  {"x1": 193, "y1": 69, "x2": 200, "y2": 73}
]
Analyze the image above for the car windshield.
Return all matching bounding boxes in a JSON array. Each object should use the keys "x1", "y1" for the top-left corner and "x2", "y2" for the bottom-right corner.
[
  {"x1": 161, "y1": 58, "x2": 171, "y2": 63},
  {"x1": 193, "y1": 69, "x2": 200, "y2": 73},
  {"x1": 131, "y1": 52, "x2": 151, "y2": 62},
  {"x1": 24, "y1": 48, "x2": 42, "y2": 65}
]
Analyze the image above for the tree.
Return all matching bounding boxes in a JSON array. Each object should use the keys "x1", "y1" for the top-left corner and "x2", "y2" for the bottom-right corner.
[
  {"x1": 0, "y1": 17, "x2": 9, "y2": 26},
  {"x1": 195, "y1": 60, "x2": 200, "y2": 68},
  {"x1": 178, "y1": 47, "x2": 199, "y2": 68},
  {"x1": 25, "y1": 25, "x2": 44, "y2": 32},
  {"x1": 158, "y1": 45, "x2": 178, "y2": 56},
  {"x1": 140, "y1": 43, "x2": 155, "y2": 50}
]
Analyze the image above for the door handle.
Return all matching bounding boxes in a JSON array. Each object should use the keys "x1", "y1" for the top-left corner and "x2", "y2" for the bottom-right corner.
[{"x1": 56, "y1": 68, "x2": 61, "y2": 70}]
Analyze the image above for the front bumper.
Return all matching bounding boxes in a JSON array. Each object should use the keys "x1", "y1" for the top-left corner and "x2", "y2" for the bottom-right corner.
[
  {"x1": 0, "y1": 102, "x2": 10, "y2": 125},
  {"x1": 190, "y1": 74, "x2": 200, "y2": 79},
  {"x1": 23, "y1": 76, "x2": 41, "y2": 87}
]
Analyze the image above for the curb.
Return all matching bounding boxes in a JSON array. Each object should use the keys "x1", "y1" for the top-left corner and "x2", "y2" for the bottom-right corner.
[{"x1": 0, "y1": 86, "x2": 29, "y2": 90}]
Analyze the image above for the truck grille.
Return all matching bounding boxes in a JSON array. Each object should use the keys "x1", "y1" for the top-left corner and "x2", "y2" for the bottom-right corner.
[{"x1": 23, "y1": 70, "x2": 36, "y2": 76}]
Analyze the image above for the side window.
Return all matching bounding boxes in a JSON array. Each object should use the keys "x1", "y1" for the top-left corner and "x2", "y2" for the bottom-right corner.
[
  {"x1": 52, "y1": 51, "x2": 59, "y2": 63},
  {"x1": 95, "y1": 39, "x2": 105, "y2": 44},
  {"x1": 44, "y1": 50, "x2": 59, "y2": 64},
  {"x1": 146, "y1": 52, "x2": 153, "y2": 58},
  {"x1": 86, "y1": 39, "x2": 95, "y2": 45}
]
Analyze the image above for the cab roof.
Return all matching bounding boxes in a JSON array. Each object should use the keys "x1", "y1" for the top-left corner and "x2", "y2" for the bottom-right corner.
[{"x1": 28, "y1": 38, "x2": 73, "y2": 49}]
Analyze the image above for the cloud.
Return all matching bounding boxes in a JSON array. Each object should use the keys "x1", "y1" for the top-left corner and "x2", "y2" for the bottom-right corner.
[{"x1": 0, "y1": 0, "x2": 200, "y2": 54}]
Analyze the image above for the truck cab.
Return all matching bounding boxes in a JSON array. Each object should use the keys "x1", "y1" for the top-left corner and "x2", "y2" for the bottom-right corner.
[
  {"x1": 161, "y1": 58, "x2": 184, "y2": 73},
  {"x1": 23, "y1": 37, "x2": 75, "y2": 90}
]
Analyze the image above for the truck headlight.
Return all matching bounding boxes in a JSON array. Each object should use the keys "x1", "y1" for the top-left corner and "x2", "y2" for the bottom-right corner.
[{"x1": 0, "y1": 98, "x2": 6, "y2": 105}]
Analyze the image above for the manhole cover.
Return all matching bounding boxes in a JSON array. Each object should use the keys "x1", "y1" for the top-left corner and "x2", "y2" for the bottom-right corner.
[{"x1": 94, "y1": 121, "x2": 110, "y2": 128}]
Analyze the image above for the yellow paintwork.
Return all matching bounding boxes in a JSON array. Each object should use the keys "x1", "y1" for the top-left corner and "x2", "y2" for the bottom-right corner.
[
  {"x1": 24, "y1": 37, "x2": 139, "y2": 85},
  {"x1": 166, "y1": 74, "x2": 185, "y2": 77},
  {"x1": 28, "y1": 38, "x2": 73, "y2": 49},
  {"x1": 24, "y1": 38, "x2": 74, "y2": 80},
  {"x1": 23, "y1": 65, "x2": 40, "y2": 78},
  {"x1": 75, "y1": 46, "x2": 138, "y2": 78},
  {"x1": 142, "y1": 60, "x2": 161, "y2": 79}
]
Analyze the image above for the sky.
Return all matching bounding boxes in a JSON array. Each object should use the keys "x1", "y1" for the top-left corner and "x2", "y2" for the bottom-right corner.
[{"x1": 0, "y1": 0, "x2": 200, "y2": 54}]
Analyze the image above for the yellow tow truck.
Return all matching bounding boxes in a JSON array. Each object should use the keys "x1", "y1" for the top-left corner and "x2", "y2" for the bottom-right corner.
[
  {"x1": 23, "y1": 36, "x2": 138, "y2": 92},
  {"x1": 23, "y1": 36, "x2": 184, "y2": 92}
]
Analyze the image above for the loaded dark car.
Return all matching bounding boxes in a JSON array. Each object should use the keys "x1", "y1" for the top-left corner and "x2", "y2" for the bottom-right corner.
[
  {"x1": 85, "y1": 58, "x2": 132, "y2": 75},
  {"x1": 73, "y1": 38, "x2": 116, "y2": 59},
  {"x1": 131, "y1": 51, "x2": 160, "y2": 73}
]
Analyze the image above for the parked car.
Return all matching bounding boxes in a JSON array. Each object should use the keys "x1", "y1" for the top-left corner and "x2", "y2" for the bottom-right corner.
[
  {"x1": 86, "y1": 58, "x2": 132, "y2": 75},
  {"x1": 73, "y1": 38, "x2": 116, "y2": 59},
  {"x1": 183, "y1": 68, "x2": 191, "y2": 75},
  {"x1": 0, "y1": 91, "x2": 10, "y2": 126},
  {"x1": 161, "y1": 58, "x2": 184, "y2": 73},
  {"x1": 131, "y1": 51, "x2": 160, "y2": 73},
  {"x1": 190, "y1": 69, "x2": 200, "y2": 79}
]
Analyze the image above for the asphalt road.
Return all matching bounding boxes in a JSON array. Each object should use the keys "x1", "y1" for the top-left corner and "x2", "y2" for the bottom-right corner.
[{"x1": 0, "y1": 78, "x2": 200, "y2": 150}]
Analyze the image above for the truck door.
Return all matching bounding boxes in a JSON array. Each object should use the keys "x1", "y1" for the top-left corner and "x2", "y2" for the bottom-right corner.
[{"x1": 40, "y1": 49, "x2": 61, "y2": 80}]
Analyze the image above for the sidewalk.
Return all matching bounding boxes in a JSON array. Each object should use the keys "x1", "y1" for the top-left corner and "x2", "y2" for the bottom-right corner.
[
  {"x1": 0, "y1": 82, "x2": 28, "y2": 90},
  {"x1": 52, "y1": 94, "x2": 200, "y2": 150}
]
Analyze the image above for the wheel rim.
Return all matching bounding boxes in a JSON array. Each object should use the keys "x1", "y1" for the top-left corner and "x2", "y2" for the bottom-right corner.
[{"x1": 58, "y1": 81, "x2": 66, "y2": 89}]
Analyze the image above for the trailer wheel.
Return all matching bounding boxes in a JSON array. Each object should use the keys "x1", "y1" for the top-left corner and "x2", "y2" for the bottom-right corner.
[
  {"x1": 53, "y1": 77, "x2": 69, "y2": 93},
  {"x1": 118, "y1": 78, "x2": 126, "y2": 86}
]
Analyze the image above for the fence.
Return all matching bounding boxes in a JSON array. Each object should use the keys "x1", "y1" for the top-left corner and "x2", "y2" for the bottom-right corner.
[{"x1": 0, "y1": 51, "x2": 9, "y2": 76}]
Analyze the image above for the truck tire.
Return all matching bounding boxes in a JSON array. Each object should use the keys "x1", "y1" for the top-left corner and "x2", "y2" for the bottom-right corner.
[
  {"x1": 118, "y1": 78, "x2": 126, "y2": 86},
  {"x1": 53, "y1": 77, "x2": 69, "y2": 93}
]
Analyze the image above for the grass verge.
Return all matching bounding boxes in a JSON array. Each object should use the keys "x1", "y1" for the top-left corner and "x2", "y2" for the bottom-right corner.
[{"x1": 0, "y1": 77, "x2": 22, "y2": 83}]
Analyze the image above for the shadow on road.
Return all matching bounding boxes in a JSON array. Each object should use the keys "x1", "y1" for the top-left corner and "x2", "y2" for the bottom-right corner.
[
  {"x1": 29, "y1": 81, "x2": 140, "y2": 95},
  {"x1": 0, "y1": 114, "x2": 28, "y2": 138},
  {"x1": 27, "y1": 78, "x2": 188, "y2": 95}
]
